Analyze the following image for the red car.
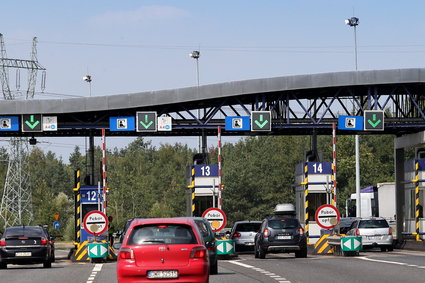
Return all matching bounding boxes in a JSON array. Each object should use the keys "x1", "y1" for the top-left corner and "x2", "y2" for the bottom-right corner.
[{"x1": 116, "y1": 218, "x2": 209, "y2": 283}]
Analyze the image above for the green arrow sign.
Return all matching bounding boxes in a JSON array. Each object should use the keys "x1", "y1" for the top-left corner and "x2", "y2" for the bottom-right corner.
[
  {"x1": 364, "y1": 110, "x2": 384, "y2": 131},
  {"x1": 251, "y1": 111, "x2": 272, "y2": 131},
  {"x1": 140, "y1": 114, "x2": 154, "y2": 129},
  {"x1": 367, "y1": 113, "x2": 381, "y2": 128},
  {"x1": 22, "y1": 114, "x2": 42, "y2": 132},
  {"x1": 87, "y1": 242, "x2": 109, "y2": 258},
  {"x1": 136, "y1": 112, "x2": 157, "y2": 132},
  {"x1": 216, "y1": 240, "x2": 235, "y2": 255},
  {"x1": 341, "y1": 236, "x2": 362, "y2": 252}
]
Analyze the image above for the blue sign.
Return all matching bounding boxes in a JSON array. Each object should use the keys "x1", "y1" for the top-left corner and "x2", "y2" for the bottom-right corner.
[
  {"x1": 308, "y1": 162, "x2": 332, "y2": 174},
  {"x1": 194, "y1": 165, "x2": 219, "y2": 177},
  {"x1": 53, "y1": 221, "x2": 60, "y2": 230},
  {"x1": 110, "y1": 116, "x2": 135, "y2": 131},
  {"x1": 338, "y1": 116, "x2": 363, "y2": 131},
  {"x1": 80, "y1": 186, "x2": 102, "y2": 203},
  {"x1": 0, "y1": 116, "x2": 19, "y2": 131},
  {"x1": 225, "y1": 116, "x2": 250, "y2": 131}
]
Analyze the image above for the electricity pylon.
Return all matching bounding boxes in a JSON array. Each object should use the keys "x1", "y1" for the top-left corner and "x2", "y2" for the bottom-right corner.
[{"x1": 0, "y1": 34, "x2": 46, "y2": 227}]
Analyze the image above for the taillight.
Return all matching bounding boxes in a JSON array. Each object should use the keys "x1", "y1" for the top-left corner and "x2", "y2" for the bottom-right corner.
[
  {"x1": 298, "y1": 227, "x2": 304, "y2": 236},
  {"x1": 0, "y1": 239, "x2": 5, "y2": 246},
  {"x1": 41, "y1": 238, "x2": 48, "y2": 245},
  {"x1": 232, "y1": 232, "x2": 241, "y2": 238},
  {"x1": 388, "y1": 227, "x2": 392, "y2": 235},
  {"x1": 191, "y1": 246, "x2": 207, "y2": 258},
  {"x1": 263, "y1": 229, "x2": 270, "y2": 238},
  {"x1": 119, "y1": 248, "x2": 134, "y2": 260},
  {"x1": 355, "y1": 229, "x2": 360, "y2": 236}
]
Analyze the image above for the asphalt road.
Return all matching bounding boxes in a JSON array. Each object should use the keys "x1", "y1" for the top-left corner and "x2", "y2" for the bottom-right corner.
[{"x1": 2, "y1": 249, "x2": 425, "y2": 283}]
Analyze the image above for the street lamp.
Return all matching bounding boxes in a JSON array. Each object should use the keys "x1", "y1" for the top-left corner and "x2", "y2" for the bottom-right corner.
[
  {"x1": 189, "y1": 50, "x2": 202, "y2": 153},
  {"x1": 345, "y1": 16, "x2": 361, "y2": 217},
  {"x1": 345, "y1": 17, "x2": 359, "y2": 71},
  {"x1": 83, "y1": 75, "x2": 92, "y2": 97}
]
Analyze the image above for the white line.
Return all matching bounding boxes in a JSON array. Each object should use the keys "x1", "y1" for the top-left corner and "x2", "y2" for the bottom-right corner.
[
  {"x1": 357, "y1": 256, "x2": 424, "y2": 269},
  {"x1": 229, "y1": 261, "x2": 291, "y2": 283},
  {"x1": 93, "y1": 263, "x2": 103, "y2": 272},
  {"x1": 87, "y1": 263, "x2": 103, "y2": 283}
]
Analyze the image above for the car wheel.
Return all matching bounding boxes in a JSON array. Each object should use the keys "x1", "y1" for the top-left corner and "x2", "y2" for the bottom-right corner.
[
  {"x1": 43, "y1": 260, "x2": 52, "y2": 268},
  {"x1": 0, "y1": 262, "x2": 6, "y2": 269},
  {"x1": 380, "y1": 246, "x2": 387, "y2": 252},
  {"x1": 258, "y1": 247, "x2": 266, "y2": 259},
  {"x1": 210, "y1": 261, "x2": 218, "y2": 275},
  {"x1": 254, "y1": 245, "x2": 259, "y2": 258},
  {"x1": 387, "y1": 245, "x2": 394, "y2": 252},
  {"x1": 295, "y1": 247, "x2": 307, "y2": 258}
]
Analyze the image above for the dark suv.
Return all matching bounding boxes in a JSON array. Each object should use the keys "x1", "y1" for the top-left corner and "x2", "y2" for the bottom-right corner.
[{"x1": 254, "y1": 216, "x2": 307, "y2": 259}]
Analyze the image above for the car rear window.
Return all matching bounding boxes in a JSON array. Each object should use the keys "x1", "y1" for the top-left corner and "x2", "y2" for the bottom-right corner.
[
  {"x1": 127, "y1": 224, "x2": 197, "y2": 245},
  {"x1": 4, "y1": 226, "x2": 44, "y2": 238},
  {"x1": 268, "y1": 219, "x2": 299, "y2": 229},
  {"x1": 358, "y1": 219, "x2": 389, "y2": 228},
  {"x1": 235, "y1": 223, "x2": 261, "y2": 232}
]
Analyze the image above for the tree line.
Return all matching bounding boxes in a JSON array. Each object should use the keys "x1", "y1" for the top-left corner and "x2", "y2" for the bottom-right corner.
[{"x1": 0, "y1": 134, "x2": 396, "y2": 240}]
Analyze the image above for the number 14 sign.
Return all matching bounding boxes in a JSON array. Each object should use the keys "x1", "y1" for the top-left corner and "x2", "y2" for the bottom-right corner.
[{"x1": 308, "y1": 162, "x2": 332, "y2": 174}]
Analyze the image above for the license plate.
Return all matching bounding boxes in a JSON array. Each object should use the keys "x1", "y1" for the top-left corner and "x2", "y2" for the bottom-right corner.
[
  {"x1": 276, "y1": 235, "x2": 292, "y2": 240},
  {"x1": 15, "y1": 252, "x2": 31, "y2": 257},
  {"x1": 367, "y1": 236, "x2": 382, "y2": 240},
  {"x1": 147, "y1": 270, "x2": 178, "y2": 279},
  {"x1": 245, "y1": 242, "x2": 254, "y2": 246}
]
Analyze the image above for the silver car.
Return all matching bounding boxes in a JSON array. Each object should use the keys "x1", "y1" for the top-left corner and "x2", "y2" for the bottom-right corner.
[
  {"x1": 346, "y1": 217, "x2": 394, "y2": 251},
  {"x1": 230, "y1": 221, "x2": 262, "y2": 252}
]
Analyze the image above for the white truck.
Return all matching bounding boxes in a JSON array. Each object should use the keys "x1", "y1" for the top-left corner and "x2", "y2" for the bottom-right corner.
[{"x1": 348, "y1": 182, "x2": 397, "y2": 238}]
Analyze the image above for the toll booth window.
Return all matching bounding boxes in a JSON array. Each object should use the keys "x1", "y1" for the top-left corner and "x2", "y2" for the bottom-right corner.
[
  {"x1": 81, "y1": 204, "x2": 99, "y2": 223},
  {"x1": 308, "y1": 193, "x2": 327, "y2": 221}
]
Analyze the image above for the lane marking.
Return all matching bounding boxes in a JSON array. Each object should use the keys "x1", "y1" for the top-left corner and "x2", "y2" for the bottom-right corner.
[
  {"x1": 87, "y1": 263, "x2": 103, "y2": 283},
  {"x1": 229, "y1": 260, "x2": 291, "y2": 283},
  {"x1": 357, "y1": 256, "x2": 425, "y2": 269}
]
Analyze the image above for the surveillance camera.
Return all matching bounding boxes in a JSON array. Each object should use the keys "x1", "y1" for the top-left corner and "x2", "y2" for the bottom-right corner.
[{"x1": 83, "y1": 75, "x2": 92, "y2": 82}]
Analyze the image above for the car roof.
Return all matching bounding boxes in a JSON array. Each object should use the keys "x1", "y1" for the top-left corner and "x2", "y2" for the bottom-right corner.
[
  {"x1": 234, "y1": 220, "x2": 262, "y2": 224},
  {"x1": 359, "y1": 217, "x2": 387, "y2": 221},
  {"x1": 130, "y1": 217, "x2": 196, "y2": 227}
]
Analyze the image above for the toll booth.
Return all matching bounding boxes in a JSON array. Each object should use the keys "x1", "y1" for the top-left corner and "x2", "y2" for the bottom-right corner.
[
  {"x1": 404, "y1": 159, "x2": 425, "y2": 239},
  {"x1": 71, "y1": 177, "x2": 114, "y2": 262},
  {"x1": 186, "y1": 164, "x2": 220, "y2": 217},
  {"x1": 79, "y1": 186, "x2": 107, "y2": 242},
  {"x1": 294, "y1": 161, "x2": 333, "y2": 244}
]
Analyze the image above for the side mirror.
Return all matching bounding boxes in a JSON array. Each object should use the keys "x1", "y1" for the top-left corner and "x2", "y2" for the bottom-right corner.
[{"x1": 113, "y1": 242, "x2": 122, "y2": 250}]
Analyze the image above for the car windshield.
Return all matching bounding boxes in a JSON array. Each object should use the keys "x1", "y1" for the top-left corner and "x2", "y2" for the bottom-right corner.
[
  {"x1": 4, "y1": 226, "x2": 44, "y2": 238},
  {"x1": 127, "y1": 224, "x2": 197, "y2": 245},
  {"x1": 268, "y1": 219, "x2": 299, "y2": 229},
  {"x1": 235, "y1": 223, "x2": 261, "y2": 232},
  {"x1": 358, "y1": 220, "x2": 389, "y2": 228}
]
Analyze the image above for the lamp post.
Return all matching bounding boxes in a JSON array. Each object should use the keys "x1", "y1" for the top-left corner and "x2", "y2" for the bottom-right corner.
[
  {"x1": 345, "y1": 16, "x2": 361, "y2": 218},
  {"x1": 83, "y1": 75, "x2": 92, "y2": 97},
  {"x1": 345, "y1": 17, "x2": 359, "y2": 71},
  {"x1": 189, "y1": 50, "x2": 202, "y2": 153}
]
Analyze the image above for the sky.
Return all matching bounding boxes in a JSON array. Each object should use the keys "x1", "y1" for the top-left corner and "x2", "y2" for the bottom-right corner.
[{"x1": 1, "y1": 0, "x2": 425, "y2": 162}]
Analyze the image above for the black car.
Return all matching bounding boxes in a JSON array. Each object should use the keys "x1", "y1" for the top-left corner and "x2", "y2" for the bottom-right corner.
[
  {"x1": 0, "y1": 225, "x2": 55, "y2": 268},
  {"x1": 254, "y1": 216, "x2": 307, "y2": 259},
  {"x1": 178, "y1": 217, "x2": 218, "y2": 275}
]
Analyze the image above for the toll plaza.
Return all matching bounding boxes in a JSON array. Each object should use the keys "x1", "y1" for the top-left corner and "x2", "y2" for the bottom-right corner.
[{"x1": 294, "y1": 161, "x2": 334, "y2": 244}]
